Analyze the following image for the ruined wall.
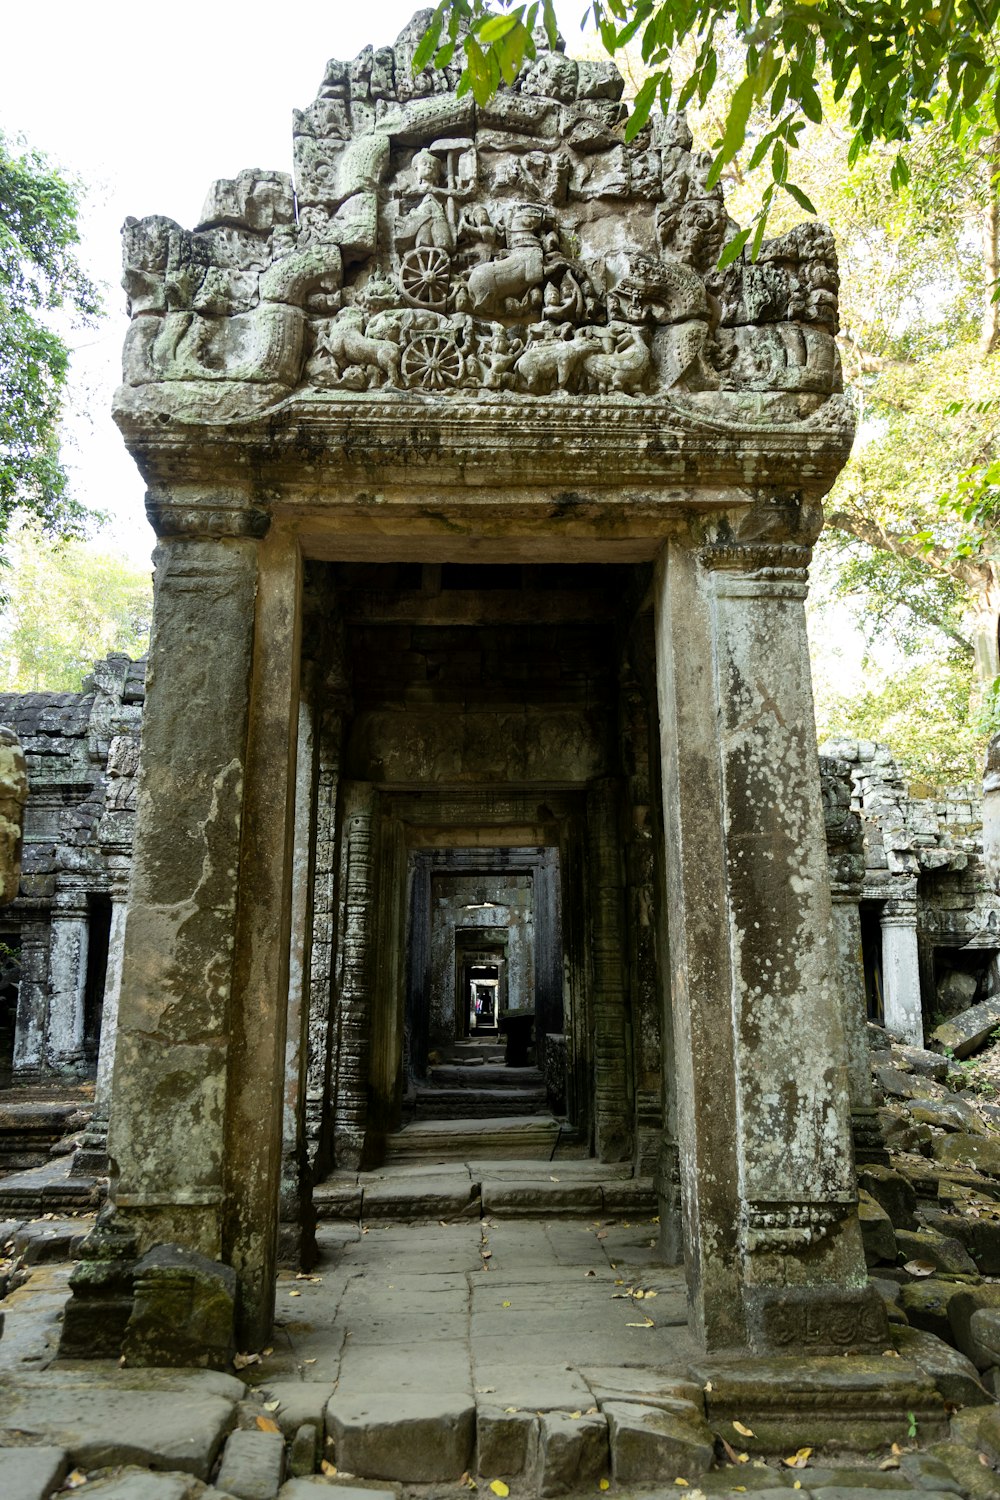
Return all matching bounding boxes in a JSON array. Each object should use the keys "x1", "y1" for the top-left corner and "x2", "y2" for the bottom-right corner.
[
  {"x1": 821, "y1": 736, "x2": 1000, "y2": 1041},
  {"x1": 0, "y1": 655, "x2": 144, "y2": 1080}
]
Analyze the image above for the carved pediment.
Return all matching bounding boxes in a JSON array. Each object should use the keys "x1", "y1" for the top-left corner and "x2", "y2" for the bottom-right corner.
[{"x1": 117, "y1": 11, "x2": 844, "y2": 425}]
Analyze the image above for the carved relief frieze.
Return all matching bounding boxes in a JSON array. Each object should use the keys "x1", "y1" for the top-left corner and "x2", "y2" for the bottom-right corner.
[{"x1": 116, "y1": 10, "x2": 848, "y2": 432}]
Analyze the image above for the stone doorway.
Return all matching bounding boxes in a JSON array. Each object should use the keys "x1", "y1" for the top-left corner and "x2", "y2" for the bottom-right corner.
[{"x1": 304, "y1": 558, "x2": 656, "y2": 1177}]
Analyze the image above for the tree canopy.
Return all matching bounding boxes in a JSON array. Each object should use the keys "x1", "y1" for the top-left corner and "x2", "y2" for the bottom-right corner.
[
  {"x1": 0, "y1": 526, "x2": 151, "y2": 693},
  {"x1": 417, "y1": 0, "x2": 1000, "y2": 250},
  {"x1": 0, "y1": 131, "x2": 99, "y2": 558}
]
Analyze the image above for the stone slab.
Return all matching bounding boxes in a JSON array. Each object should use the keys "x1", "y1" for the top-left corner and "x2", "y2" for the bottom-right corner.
[
  {"x1": 581, "y1": 1366, "x2": 704, "y2": 1412},
  {"x1": 476, "y1": 1404, "x2": 538, "y2": 1476},
  {"x1": 326, "y1": 1389, "x2": 474, "y2": 1481},
  {"x1": 532, "y1": 1409, "x2": 608, "y2": 1496},
  {"x1": 0, "y1": 1445, "x2": 68, "y2": 1500},
  {"x1": 691, "y1": 1354, "x2": 948, "y2": 1450},
  {"x1": 0, "y1": 1368, "x2": 242, "y2": 1480},
  {"x1": 476, "y1": 1364, "x2": 593, "y2": 1412},
  {"x1": 931, "y1": 997, "x2": 1000, "y2": 1059},
  {"x1": 361, "y1": 1174, "x2": 479, "y2": 1220},
  {"x1": 891, "y1": 1323, "x2": 992, "y2": 1408},
  {"x1": 81, "y1": 1471, "x2": 198, "y2": 1498},
  {"x1": 604, "y1": 1399, "x2": 714, "y2": 1483},
  {"x1": 278, "y1": 1486, "x2": 396, "y2": 1499},
  {"x1": 258, "y1": 1381, "x2": 336, "y2": 1437},
  {"x1": 215, "y1": 1428, "x2": 286, "y2": 1499},
  {"x1": 481, "y1": 1179, "x2": 604, "y2": 1216}
]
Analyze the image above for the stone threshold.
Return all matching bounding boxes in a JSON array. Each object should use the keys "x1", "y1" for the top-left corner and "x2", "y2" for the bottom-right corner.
[{"x1": 313, "y1": 1157, "x2": 656, "y2": 1222}]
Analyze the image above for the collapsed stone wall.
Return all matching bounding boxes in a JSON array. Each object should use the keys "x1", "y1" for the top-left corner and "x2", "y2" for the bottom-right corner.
[
  {"x1": 821, "y1": 737, "x2": 1000, "y2": 1051},
  {"x1": 0, "y1": 655, "x2": 144, "y2": 1084}
]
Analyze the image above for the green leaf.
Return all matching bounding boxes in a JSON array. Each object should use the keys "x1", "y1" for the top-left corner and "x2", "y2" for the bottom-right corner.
[
  {"x1": 478, "y1": 11, "x2": 522, "y2": 43},
  {"x1": 411, "y1": 11, "x2": 444, "y2": 75},
  {"x1": 625, "y1": 74, "x2": 658, "y2": 140},
  {"x1": 717, "y1": 225, "x2": 752, "y2": 270},
  {"x1": 707, "y1": 72, "x2": 757, "y2": 188},
  {"x1": 781, "y1": 180, "x2": 817, "y2": 214}
]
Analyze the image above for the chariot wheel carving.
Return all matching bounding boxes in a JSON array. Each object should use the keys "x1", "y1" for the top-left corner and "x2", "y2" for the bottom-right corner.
[
  {"x1": 401, "y1": 331, "x2": 465, "y2": 391},
  {"x1": 400, "y1": 246, "x2": 451, "y2": 311}
]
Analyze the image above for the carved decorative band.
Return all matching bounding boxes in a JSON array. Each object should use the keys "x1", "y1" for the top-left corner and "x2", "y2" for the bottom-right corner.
[
  {"x1": 698, "y1": 543, "x2": 813, "y2": 576},
  {"x1": 146, "y1": 501, "x2": 271, "y2": 541},
  {"x1": 743, "y1": 1197, "x2": 853, "y2": 1254}
]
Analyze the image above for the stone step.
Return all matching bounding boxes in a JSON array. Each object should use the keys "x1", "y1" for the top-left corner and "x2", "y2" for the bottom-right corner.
[
  {"x1": 0, "y1": 1158, "x2": 99, "y2": 1215},
  {"x1": 384, "y1": 1115, "x2": 561, "y2": 1162},
  {"x1": 412, "y1": 1085, "x2": 548, "y2": 1119},
  {"x1": 426, "y1": 1064, "x2": 544, "y2": 1088},
  {"x1": 445, "y1": 1042, "x2": 506, "y2": 1064}
]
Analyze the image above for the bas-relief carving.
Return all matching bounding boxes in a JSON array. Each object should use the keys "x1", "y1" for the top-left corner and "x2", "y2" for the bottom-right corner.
[{"x1": 118, "y1": 11, "x2": 843, "y2": 421}]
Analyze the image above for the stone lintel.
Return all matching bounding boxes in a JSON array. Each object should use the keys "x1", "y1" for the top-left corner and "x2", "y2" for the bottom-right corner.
[{"x1": 116, "y1": 392, "x2": 853, "y2": 500}]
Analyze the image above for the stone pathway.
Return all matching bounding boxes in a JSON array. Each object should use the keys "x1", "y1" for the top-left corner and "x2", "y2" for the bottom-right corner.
[{"x1": 0, "y1": 1212, "x2": 998, "y2": 1497}]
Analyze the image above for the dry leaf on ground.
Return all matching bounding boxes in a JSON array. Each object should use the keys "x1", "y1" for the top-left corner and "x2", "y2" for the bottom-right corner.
[
  {"x1": 256, "y1": 1416, "x2": 281, "y2": 1434},
  {"x1": 733, "y1": 1421, "x2": 754, "y2": 1438}
]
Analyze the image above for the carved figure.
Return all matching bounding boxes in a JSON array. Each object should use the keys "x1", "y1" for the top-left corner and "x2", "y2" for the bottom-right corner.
[
  {"x1": 313, "y1": 307, "x2": 402, "y2": 388},
  {"x1": 582, "y1": 325, "x2": 651, "y2": 395},
  {"x1": 513, "y1": 324, "x2": 591, "y2": 394},
  {"x1": 116, "y1": 15, "x2": 846, "y2": 409}
]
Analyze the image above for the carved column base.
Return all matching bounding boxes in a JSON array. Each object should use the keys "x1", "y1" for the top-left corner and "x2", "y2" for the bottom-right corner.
[
  {"x1": 743, "y1": 1283, "x2": 889, "y2": 1356},
  {"x1": 58, "y1": 1208, "x2": 139, "y2": 1360}
]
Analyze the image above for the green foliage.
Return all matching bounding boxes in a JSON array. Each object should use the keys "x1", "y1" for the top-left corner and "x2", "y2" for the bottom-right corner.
[
  {"x1": 0, "y1": 131, "x2": 100, "y2": 558},
  {"x1": 815, "y1": 652, "x2": 987, "y2": 784},
  {"x1": 419, "y1": 0, "x2": 1000, "y2": 244},
  {"x1": 0, "y1": 527, "x2": 152, "y2": 692}
]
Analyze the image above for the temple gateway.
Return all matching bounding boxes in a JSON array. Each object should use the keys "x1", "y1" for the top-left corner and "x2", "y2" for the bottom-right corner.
[{"x1": 64, "y1": 10, "x2": 887, "y2": 1361}]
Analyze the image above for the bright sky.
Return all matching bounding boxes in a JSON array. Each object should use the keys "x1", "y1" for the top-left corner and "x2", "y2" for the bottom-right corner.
[{"x1": 0, "y1": 1, "x2": 590, "y2": 568}]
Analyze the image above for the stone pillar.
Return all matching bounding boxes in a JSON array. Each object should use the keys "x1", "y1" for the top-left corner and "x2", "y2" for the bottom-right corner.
[
  {"x1": 105, "y1": 530, "x2": 262, "y2": 1276},
  {"x1": 820, "y1": 757, "x2": 885, "y2": 1164},
  {"x1": 880, "y1": 902, "x2": 923, "y2": 1047},
  {"x1": 73, "y1": 872, "x2": 130, "y2": 1176},
  {"x1": 653, "y1": 521, "x2": 882, "y2": 1354},
  {"x1": 587, "y1": 778, "x2": 633, "y2": 1164},
  {"x1": 46, "y1": 890, "x2": 90, "y2": 1071},
  {"x1": 279, "y1": 682, "x2": 318, "y2": 1264},
  {"x1": 332, "y1": 781, "x2": 378, "y2": 1170},
  {"x1": 12, "y1": 907, "x2": 52, "y2": 1079},
  {"x1": 222, "y1": 527, "x2": 302, "y2": 1343}
]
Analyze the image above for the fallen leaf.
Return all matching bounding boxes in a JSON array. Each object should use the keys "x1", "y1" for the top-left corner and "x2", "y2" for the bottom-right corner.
[
  {"x1": 65, "y1": 1474, "x2": 88, "y2": 1490},
  {"x1": 502, "y1": 1300, "x2": 512, "y2": 1309},
  {"x1": 586, "y1": 1407, "x2": 599, "y2": 1415},
  {"x1": 596, "y1": 1230, "x2": 608, "y2": 1241},
  {"x1": 321, "y1": 1460, "x2": 337, "y2": 1476},
  {"x1": 482, "y1": 1250, "x2": 493, "y2": 1260},
  {"x1": 882, "y1": 1349, "x2": 900, "y2": 1358},
  {"x1": 733, "y1": 1421, "x2": 755, "y2": 1438},
  {"x1": 720, "y1": 1438, "x2": 741, "y2": 1465},
  {"x1": 674, "y1": 1479, "x2": 689, "y2": 1487},
  {"x1": 644, "y1": 1290, "x2": 658, "y2": 1299},
  {"x1": 476, "y1": 1386, "x2": 497, "y2": 1394},
  {"x1": 490, "y1": 1482, "x2": 510, "y2": 1497},
  {"x1": 891, "y1": 1443, "x2": 903, "y2": 1456},
  {"x1": 625, "y1": 1317, "x2": 655, "y2": 1328},
  {"x1": 256, "y1": 1416, "x2": 281, "y2": 1434},
  {"x1": 585, "y1": 1270, "x2": 596, "y2": 1277},
  {"x1": 782, "y1": 1448, "x2": 813, "y2": 1469},
  {"x1": 704, "y1": 1381, "x2": 713, "y2": 1393},
  {"x1": 262, "y1": 1347, "x2": 273, "y2": 1356},
  {"x1": 505, "y1": 1407, "x2": 518, "y2": 1414},
  {"x1": 600, "y1": 1481, "x2": 611, "y2": 1492},
  {"x1": 737, "y1": 1454, "x2": 749, "y2": 1465},
  {"x1": 263, "y1": 1400, "x2": 281, "y2": 1411},
  {"x1": 634, "y1": 1290, "x2": 645, "y2": 1300},
  {"x1": 903, "y1": 1259, "x2": 936, "y2": 1278},
  {"x1": 793, "y1": 1483, "x2": 802, "y2": 1491},
  {"x1": 288, "y1": 1289, "x2": 302, "y2": 1297},
  {"x1": 233, "y1": 1351, "x2": 261, "y2": 1369},
  {"x1": 571, "y1": 1411, "x2": 583, "y2": 1420},
  {"x1": 303, "y1": 1358, "x2": 317, "y2": 1365},
  {"x1": 980, "y1": 1452, "x2": 991, "y2": 1467},
  {"x1": 550, "y1": 1176, "x2": 560, "y2": 1182},
  {"x1": 879, "y1": 1458, "x2": 900, "y2": 1471}
]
